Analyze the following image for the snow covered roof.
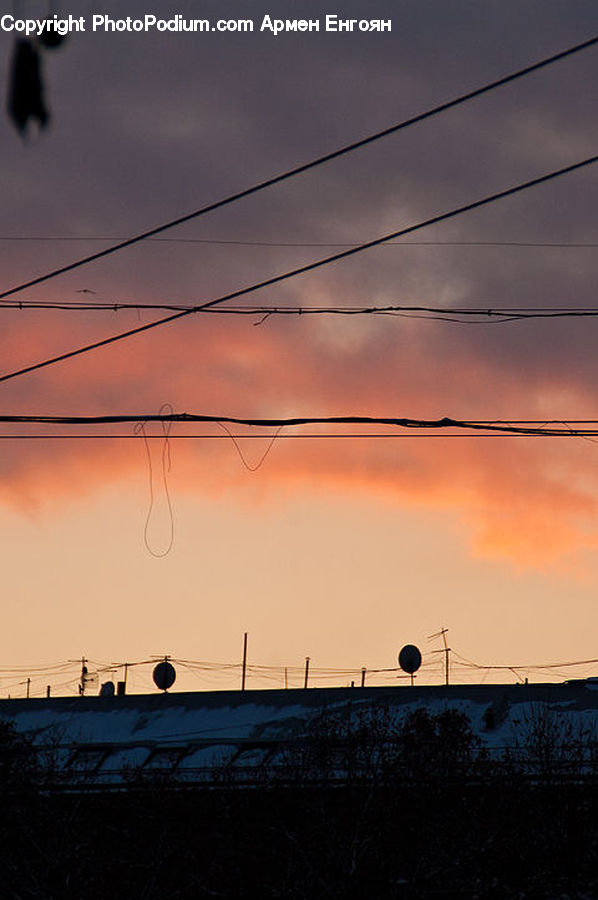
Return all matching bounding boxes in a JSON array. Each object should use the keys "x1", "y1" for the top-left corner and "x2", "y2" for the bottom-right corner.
[{"x1": 2, "y1": 682, "x2": 597, "y2": 788}]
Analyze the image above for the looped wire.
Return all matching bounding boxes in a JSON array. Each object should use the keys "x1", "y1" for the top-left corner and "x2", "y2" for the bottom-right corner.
[
  {"x1": 135, "y1": 403, "x2": 175, "y2": 557},
  {"x1": 218, "y1": 421, "x2": 283, "y2": 472}
]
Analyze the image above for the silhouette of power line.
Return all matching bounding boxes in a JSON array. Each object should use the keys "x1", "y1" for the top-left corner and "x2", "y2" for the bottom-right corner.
[
  {"x1": 3, "y1": 301, "x2": 598, "y2": 322},
  {"x1": 0, "y1": 34, "x2": 596, "y2": 300},
  {"x1": 0, "y1": 155, "x2": 595, "y2": 384},
  {"x1": 2, "y1": 413, "x2": 598, "y2": 437},
  {"x1": 0, "y1": 433, "x2": 562, "y2": 440},
  {"x1": 1, "y1": 236, "x2": 598, "y2": 249}
]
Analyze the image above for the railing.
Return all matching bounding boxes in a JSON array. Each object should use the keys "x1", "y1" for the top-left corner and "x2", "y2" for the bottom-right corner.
[{"x1": 28, "y1": 737, "x2": 598, "y2": 792}]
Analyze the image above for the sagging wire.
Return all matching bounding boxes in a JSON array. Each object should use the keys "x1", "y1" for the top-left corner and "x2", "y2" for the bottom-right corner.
[
  {"x1": 557, "y1": 420, "x2": 598, "y2": 447},
  {"x1": 10, "y1": 412, "x2": 598, "y2": 437},
  {"x1": 453, "y1": 649, "x2": 598, "y2": 673},
  {"x1": 7, "y1": 650, "x2": 598, "y2": 698},
  {"x1": 218, "y1": 422, "x2": 284, "y2": 472},
  {"x1": 134, "y1": 403, "x2": 175, "y2": 557}
]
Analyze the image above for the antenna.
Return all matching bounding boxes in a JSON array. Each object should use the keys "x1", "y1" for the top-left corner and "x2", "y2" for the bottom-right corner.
[
  {"x1": 79, "y1": 656, "x2": 87, "y2": 695},
  {"x1": 428, "y1": 628, "x2": 451, "y2": 685},
  {"x1": 69, "y1": 656, "x2": 97, "y2": 695}
]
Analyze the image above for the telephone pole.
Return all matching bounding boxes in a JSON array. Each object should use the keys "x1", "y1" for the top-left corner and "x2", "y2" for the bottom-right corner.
[
  {"x1": 77, "y1": 656, "x2": 88, "y2": 695},
  {"x1": 241, "y1": 632, "x2": 248, "y2": 691},
  {"x1": 429, "y1": 628, "x2": 451, "y2": 685},
  {"x1": 304, "y1": 657, "x2": 310, "y2": 689}
]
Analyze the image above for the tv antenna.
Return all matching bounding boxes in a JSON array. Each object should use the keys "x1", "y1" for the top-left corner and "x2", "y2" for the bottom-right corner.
[{"x1": 428, "y1": 628, "x2": 451, "y2": 685}]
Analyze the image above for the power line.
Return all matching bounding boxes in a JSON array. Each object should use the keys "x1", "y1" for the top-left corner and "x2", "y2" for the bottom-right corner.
[
  {"x1": 1, "y1": 34, "x2": 596, "y2": 301},
  {"x1": 1, "y1": 155, "x2": 595, "y2": 385},
  {"x1": 1, "y1": 413, "x2": 598, "y2": 436},
  {"x1": 3, "y1": 301, "x2": 598, "y2": 323},
  {"x1": 0, "y1": 433, "x2": 565, "y2": 440},
  {"x1": 5, "y1": 651, "x2": 598, "y2": 697},
  {"x1": 4, "y1": 651, "x2": 596, "y2": 698},
  {"x1": 1, "y1": 236, "x2": 598, "y2": 249},
  {"x1": 454, "y1": 651, "x2": 598, "y2": 671}
]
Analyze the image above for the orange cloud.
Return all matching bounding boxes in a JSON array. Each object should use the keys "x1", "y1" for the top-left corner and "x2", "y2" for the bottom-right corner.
[{"x1": 0, "y1": 309, "x2": 596, "y2": 570}]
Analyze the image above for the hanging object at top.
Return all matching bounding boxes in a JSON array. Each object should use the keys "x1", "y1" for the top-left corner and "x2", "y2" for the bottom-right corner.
[
  {"x1": 37, "y1": 27, "x2": 67, "y2": 50},
  {"x1": 38, "y1": 0, "x2": 69, "y2": 49},
  {"x1": 7, "y1": 38, "x2": 49, "y2": 135}
]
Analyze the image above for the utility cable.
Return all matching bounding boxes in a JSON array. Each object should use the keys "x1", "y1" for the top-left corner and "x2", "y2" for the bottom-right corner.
[
  {"x1": 2, "y1": 413, "x2": 598, "y2": 436},
  {"x1": 135, "y1": 413, "x2": 175, "y2": 558},
  {"x1": 0, "y1": 34, "x2": 596, "y2": 301},
  {"x1": 4, "y1": 301, "x2": 598, "y2": 321},
  {"x1": 0, "y1": 433, "x2": 567, "y2": 440},
  {"x1": 452, "y1": 650, "x2": 598, "y2": 671},
  {"x1": 0, "y1": 155, "x2": 595, "y2": 385},
  {"x1": 1, "y1": 237, "x2": 598, "y2": 249}
]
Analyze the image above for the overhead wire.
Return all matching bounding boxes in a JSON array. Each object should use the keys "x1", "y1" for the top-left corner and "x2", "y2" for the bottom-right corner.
[
  {"x1": 0, "y1": 39, "x2": 594, "y2": 692},
  {"x1": 1, "y1": 236, "x2": 598, "y2": 249},
  {"x1": 5, "y1": 301, "x2": 598, "y2": 323},
  {"x1": 135, "y1": 404, "x2": 175, "y2": 557},
  {"x1": 0, "y1": 155, "x2": 596, "y2": 386},
  {"x1": 0, "y1": 661, "x2": 73, "y2": 672},
  {"x1": 0, "y1": 433, "x2": 582, "y2": 440},
  {"x1": 1, "y1": 33, "x2": 596, "y2": 302},
  {"x1": 218, "y1": 421, "x2": 284, "y2": 470},
  {"x1": 2, "y1": 413, "x2": 598, "y2": 437},
  {"x1": 453, "y1": 650, "x2": 598, "y2": 671},
  {"x1": 5, "y1": 650, "x2": 598, "y2": 697}
]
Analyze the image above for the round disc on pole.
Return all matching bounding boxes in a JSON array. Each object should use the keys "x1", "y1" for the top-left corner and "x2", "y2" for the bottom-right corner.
[
  {"x1": 398, "y1": 644, "x2": 422, "y2": 675},
  {"x1": 153, "y1": 661, "x2": 176, "y2": 691}
]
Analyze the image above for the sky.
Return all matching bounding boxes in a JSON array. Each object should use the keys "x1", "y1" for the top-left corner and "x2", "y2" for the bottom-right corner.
[{"x1": 0, "y1": 0, "x2": 597, "y2": 696}]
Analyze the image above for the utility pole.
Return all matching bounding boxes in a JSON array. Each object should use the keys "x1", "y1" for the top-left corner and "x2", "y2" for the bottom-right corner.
[
  {"x1": 361, "y1": 668, "x2": 366, "y2": 688},
  {"x1": 304, "y1": 657, "x2": 310, "y2": 689},
  {"x1": 429, "y1": 628, "x2": 451, "y2": 685},
  {"x1": 284, "y1": 667, "x2": 288, "y2": 689},
  {"x1": 441, "y1": 628, "x2": 450, "y2": 685},
  {"x1": 26, "y1": 677, "x2": 30, "y2": 699},
  {"x1": 241, "y1": 632, "x2": 248, "y2": 691},
  {"x1": 79, "y1": 656, "x2": 87, "y2": 695}
]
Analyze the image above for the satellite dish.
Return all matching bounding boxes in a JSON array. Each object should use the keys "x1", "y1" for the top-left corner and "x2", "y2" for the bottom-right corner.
[
  {"x1": 99, "y1": 681, "x2": 115, "y2": 697},
  {"x1": 398, "y1": 644, "x2": 422, "y2": 675},
  {"x1": 153, "y1": 660, "x2": 176, "y2": 691}
]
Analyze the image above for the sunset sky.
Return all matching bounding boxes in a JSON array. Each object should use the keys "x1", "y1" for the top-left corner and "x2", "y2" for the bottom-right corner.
[{"x1": 0, "y1": 1, "x2": 597, "y2": 696}]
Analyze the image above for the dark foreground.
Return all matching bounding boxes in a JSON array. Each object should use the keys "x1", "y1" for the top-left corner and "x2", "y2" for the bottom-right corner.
[
  {"x1": 0, "y1": 779, "x2": 596, "y2": 899},
  {"x1": 1, "y1": 703, "x2": 597, "y2": 897}
]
